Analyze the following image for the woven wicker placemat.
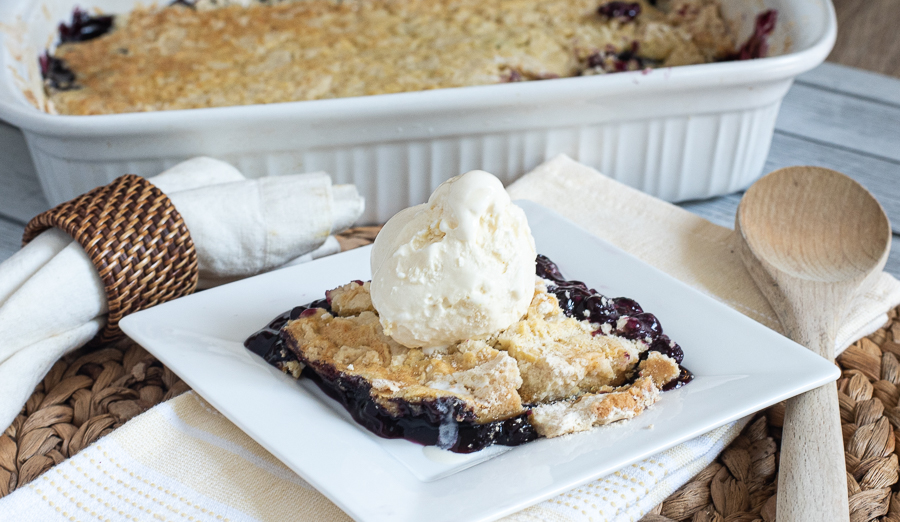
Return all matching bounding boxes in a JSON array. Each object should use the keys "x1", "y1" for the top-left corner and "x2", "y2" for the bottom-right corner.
[
  {"x1": 642, "y1": 306, "x2": 900, "y2": 522},
  {"x1": 1, "y1": 226, "x2": 898, "y2": 522}
]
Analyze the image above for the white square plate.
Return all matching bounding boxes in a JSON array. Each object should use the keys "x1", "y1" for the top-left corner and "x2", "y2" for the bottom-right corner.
[{"x1": 120, "y1": 200, "x2": 840, "y2": 522}]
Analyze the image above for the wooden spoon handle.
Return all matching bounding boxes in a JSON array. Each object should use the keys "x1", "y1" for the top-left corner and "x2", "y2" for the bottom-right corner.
[{"x1": 776, "y1": 382, "x2": 849, "y2": 522}]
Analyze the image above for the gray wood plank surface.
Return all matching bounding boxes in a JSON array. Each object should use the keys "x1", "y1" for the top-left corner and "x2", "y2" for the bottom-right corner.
[
  {"x1": 799, "y1": 62, "x2": 900, "y2": 106},
  {"x1": 0, "y1": 219, "x2": 24, "y2": 263},
  {"x1": 775, "y1": 83, "x2": 900, "y2": 164},
  {"x1": 0, "y1": 121, "x2": 48, "y2": 224},
  {"x1": 679, "y1": 193, "x2": 742, "y2": 230}
]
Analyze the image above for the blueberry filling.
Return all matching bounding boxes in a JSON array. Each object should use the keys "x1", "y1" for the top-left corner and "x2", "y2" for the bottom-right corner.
[
  {"x1": 580, "y1": 42, "x2": 658, "y2": 75},
  {"x1": 663, "y1": 365, "x2": 693, "y2": 391},
  {"x1": 728, "y1": 9, "x2": 778, "y2": 60},
  {"x1": 597, "y1": 2, "x2": 642, "y2": 22},
  {"x1": 58, "y1": 8, "x2": 114, "y2": 43},
  {"x1": 39, "y1": 53, "x2": 79, "y2": 91},
  {"x1": 245, "y1": 255, "x2": 691, "y2": 452},
  {"x1": 40, "y1": 8, "x2": 115, "y2": 91},
  {"x1": 244, "y1": 300, "x2": 331, "y2": 370}
]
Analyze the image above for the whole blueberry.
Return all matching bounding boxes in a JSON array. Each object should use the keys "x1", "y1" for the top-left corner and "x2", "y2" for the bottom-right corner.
[
  {"x1": 613, "y1": 297, "x2": 643, "y2": 316},
  {"x1": 597, "y1": 1, "x2": 642, "y2": 21},
  {"x1": 616, "y1": 317, "x2": 645, "y2": 339},
  {"x1": 585, "y1": 295, "x2": 618, "y2": 324},
  {"x1": 634, "y1": 313, "x2": 662, "y2": 339}
]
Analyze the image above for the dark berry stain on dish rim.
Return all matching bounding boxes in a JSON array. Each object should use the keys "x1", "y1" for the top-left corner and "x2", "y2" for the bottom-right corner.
[
  {"x1": 39, "y1": 4, "x2": 779, "y2": 94},
  {"x1": 244, "y1": 255, "x2": 692, "y2": 453},
  {"x1": 726, "y1": 10, "x2": 779, "y2": 61}
]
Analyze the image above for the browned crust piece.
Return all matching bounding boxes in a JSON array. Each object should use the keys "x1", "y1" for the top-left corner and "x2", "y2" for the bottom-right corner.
[
  {"x1": 528, "y1": 352, "x2": 680, "y2": 438},
  {"x1": 497, "y1": 287, "x2": 648, "y2": 404}
]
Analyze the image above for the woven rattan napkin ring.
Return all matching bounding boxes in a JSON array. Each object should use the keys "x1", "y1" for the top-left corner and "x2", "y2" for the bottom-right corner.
[{"x1": 21, "y1": 174, "x2": 199, "y2": 344}]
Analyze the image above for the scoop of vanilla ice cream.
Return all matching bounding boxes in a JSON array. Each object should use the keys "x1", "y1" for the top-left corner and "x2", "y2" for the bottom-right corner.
[{"x1": 370, "y1": 170, "x2": 536, "y2": 349}]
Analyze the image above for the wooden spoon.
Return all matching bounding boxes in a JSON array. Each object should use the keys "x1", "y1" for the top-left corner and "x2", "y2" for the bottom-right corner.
[{"x1": 735, "y1": 166, "x2": 892, "y2": 522}]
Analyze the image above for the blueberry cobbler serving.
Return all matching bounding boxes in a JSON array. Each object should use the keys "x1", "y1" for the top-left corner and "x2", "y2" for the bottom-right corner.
[
  {"x1": 245, "y1": 170, "x2": 691, "y2": 453},
  {"x1": 41, "y1": 0, "x2": 776, "y2": 115}
]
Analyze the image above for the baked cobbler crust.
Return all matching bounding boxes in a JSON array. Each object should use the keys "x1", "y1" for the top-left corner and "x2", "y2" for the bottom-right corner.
[
  {"x1": 278, "y1": 278, "x2": 682, "y2": 440},
  {"x1": 46, "y1": 0, "x2": 739, "y2": 115}
]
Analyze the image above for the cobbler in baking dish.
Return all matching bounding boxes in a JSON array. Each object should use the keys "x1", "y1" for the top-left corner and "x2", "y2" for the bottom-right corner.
[
  {"x1": 245, "y1": 255, "x2": 692, "y2": 453},
  {"x1": 41, "y1": 0, "x2": 776, "y2": 115}
]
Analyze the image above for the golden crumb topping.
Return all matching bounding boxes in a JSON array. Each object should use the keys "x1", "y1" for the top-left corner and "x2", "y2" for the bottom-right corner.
[
  {"x1": 48, "y1": 0, "x2": 736, "y2": 115},
  {"x1": 327, "y1": 280, "x2": 376, "y2": 316}
]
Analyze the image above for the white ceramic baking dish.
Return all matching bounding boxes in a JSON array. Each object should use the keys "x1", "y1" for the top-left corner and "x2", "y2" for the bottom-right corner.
[{"x1": 0, "y1": 0, "x2": 835, "y2": 224}]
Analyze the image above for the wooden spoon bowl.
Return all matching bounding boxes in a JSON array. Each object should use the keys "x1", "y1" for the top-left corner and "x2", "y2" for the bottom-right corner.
[
  {"x1": 739, "y1": 167, "x2": 891, "y2": 286},
  {"x1": 736, "y1": 166, "x2": 891, "y2": 522}
]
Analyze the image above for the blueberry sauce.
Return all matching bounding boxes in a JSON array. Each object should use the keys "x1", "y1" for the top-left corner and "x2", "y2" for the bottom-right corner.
[
  {"x1": 727, "y1": 10, "x2": 778, "y2": 60},
  {"x1": 597, "y1": 2, "x2": 642, "y2": 22},
  {"x1": 58, "y1": 8, "x2": 115, "y2": 44},
  {"x1": 39, "y1": 53, "x2": 79, "y2": 91},
  {"x1": 39, "y1": 8, "x2": 115, "y2": 91},
  {"x1": 245, "y1": 255, "x2": 690, "y2": 452},
  {"x1": 663, "y1": 366, "x2": 693, "y2": 391},
  {"x1": 582, "y1": 42, "x2": 656, "y2": 74},
  {"x1": 244, "y1": 299, "x2": 330, "y2": 369}
]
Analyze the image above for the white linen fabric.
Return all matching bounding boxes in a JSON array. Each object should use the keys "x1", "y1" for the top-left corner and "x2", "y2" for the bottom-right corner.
[
  {"x1": 1, "y1": 155, "x2": 898, "y2": 522},
  {"x1": 0, "y1": 157, "x2": 364, "y2": 434},
  {"x1": 0, "y1": 393, "x2": 748, "y2": 522}
]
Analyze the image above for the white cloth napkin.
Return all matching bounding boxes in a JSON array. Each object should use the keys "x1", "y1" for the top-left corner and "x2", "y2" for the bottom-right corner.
[
  {"x1": 0, "y1": 157, "x2": 365, "y2": 434},
  {"x1": 1, "y1": 155, "x2": 898, "y2": 522}
]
